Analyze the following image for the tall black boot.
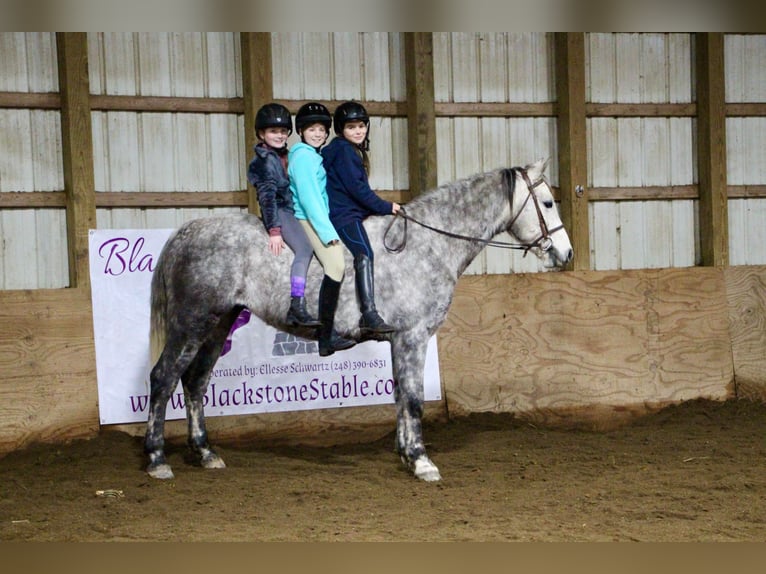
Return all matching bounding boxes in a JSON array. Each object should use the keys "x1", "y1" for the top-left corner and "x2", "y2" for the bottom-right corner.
[
  {"x1": 354, "y1": 254, "x2": 395, "y2": 334},
  {"x1": 317, "y1": 275, "x2": 356, "y2": 357},
  {"x1": 286, "y1": 296, "x2": 321, "y2": 327}
]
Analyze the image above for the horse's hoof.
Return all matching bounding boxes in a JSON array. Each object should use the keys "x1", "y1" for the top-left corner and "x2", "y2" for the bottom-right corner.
[
  {"x1": 201, "y1": 453, "x2": 226, "y2": 470},
  {"x1": 147, "y1": 463, "x2": 174, "y2": 480},
  {"x1": 413, "y1": 457, "x2": 441, "y2": 482}
]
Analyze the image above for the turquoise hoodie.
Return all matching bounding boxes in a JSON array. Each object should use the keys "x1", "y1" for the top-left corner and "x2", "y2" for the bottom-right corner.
[{"x1": 288, "y1": 142, "x2": 340, "y2": 246}]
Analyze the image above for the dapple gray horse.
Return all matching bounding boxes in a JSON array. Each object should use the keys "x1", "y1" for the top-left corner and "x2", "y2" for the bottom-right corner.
[{"x1": 144, "y1": 158, "x2": 573, "y2": 482}]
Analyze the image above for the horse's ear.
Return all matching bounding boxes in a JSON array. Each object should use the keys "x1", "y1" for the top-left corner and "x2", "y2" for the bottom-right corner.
[{"x1": 525, "y1": 157, "x2": 549, "y2": 180}]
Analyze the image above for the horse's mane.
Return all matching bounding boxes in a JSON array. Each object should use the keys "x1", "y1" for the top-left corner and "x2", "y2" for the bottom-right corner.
[{"x1": 403, "y1": 167, "x2": 515, "y2": 217}]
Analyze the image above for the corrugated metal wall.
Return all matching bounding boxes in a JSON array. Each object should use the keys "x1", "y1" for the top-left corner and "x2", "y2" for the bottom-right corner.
[
  {"x1": 586, "y1": 33, "x2": 697, "y2": 270},
  {"x1": 726, "y1": 34, "x2": 766, "y2": 266},
  {"x1": 1, "y1": 32, "x2": 766, "y2": 289},
  {"x1": 434, "y1": 33, "x2": 557, "y2": 275},
  {"x1": 0, "y1": 32, "x2": 68, "y2": 288},
  {"x1": 271, "y1": 33, "x2": 409, "y2": 197},
  {"x1": 88, "y1": 32, "x2": 245, "y2": 230}
]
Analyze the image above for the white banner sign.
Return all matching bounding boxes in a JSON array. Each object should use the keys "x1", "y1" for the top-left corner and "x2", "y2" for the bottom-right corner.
[{"x1": 89, "y1": 228, "x2": 441, "y2": 425}]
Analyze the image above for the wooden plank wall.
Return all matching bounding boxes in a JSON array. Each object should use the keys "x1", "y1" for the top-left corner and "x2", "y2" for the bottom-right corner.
[
  {"x1": 726, "y1": 266, "x2": 766, "y2": 402},
  {"x1": 0, "y1": 289, "x2": 98, "y2": 452},
  {"x1": 439, "y1": 268, "x2": 736, "y2": 430},
  {"x1": 1, "y1": 33, "x2": 766, "y2": 455},
  {"x1": 2, "y1": 265, "x2": 765, "y2": 454}
]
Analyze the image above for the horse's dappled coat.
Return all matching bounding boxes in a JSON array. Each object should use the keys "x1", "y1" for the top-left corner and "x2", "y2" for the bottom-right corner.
[{"x1": 144, "y1": 159, "x2": 572, "y2": 481}]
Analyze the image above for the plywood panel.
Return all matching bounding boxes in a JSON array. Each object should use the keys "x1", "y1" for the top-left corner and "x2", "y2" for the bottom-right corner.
[
  {"x1": 2, "y1": 264, "x2": 765, "y2": 455},
  {"x1": 726, "y1": 266, "x2": 766, "y2": 401},
  {"x1": 439, "y1": 269, "x2": 734, "y2": 430},
  {"x1": 0, "y1": 288, "x2": 98, "y2": 453}
]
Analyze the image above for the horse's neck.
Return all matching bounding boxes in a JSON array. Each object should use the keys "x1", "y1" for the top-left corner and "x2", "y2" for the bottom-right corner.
[{"x1": 412, "y1": 172, "x2": 509, "y2": 278}]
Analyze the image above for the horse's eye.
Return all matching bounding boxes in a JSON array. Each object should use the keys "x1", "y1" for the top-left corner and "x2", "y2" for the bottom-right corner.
[{"x1": 543, "y1": 201, "x2": 553, "y2": 209}]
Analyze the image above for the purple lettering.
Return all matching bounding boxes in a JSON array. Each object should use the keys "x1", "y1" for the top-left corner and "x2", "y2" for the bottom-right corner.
[{"x1": 98, "y1": 236, "x2": 157, "y2": 276}]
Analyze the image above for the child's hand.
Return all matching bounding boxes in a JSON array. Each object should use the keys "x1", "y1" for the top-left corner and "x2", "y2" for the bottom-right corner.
[
  {"x1": 392, "y1": 202, "x2": 401, "y2": 214},
  {"x1": 268, "y1": 234, "x2": 285, "y2": 256}
]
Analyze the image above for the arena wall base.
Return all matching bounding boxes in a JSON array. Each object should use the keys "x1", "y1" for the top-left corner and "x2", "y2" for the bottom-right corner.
[{"x1": 1, "y1": 266, "x2": 764, "y2": 453}]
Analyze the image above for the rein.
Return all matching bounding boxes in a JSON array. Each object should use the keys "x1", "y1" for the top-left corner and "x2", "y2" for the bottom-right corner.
[{"x1": 383, "y1": 167, "x2": 564, "y2": 255}]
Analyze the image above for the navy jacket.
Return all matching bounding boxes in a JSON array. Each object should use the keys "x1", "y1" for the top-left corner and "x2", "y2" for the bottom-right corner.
[
  {"x1": 247, "y1": 143, "x2": 293, "y2": 232},
  {"x1": 321, "y1": 137, "x2": 393, "y2": 229}
]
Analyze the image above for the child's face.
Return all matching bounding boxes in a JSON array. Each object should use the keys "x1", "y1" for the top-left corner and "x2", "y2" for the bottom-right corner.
[
  {"x1": 342, "y1": 120, "x2": 368, "y2": 146},
  {"x1": 260, "y1": 127, "x2": 289, "y2": 149},
  {"x1": 301, "y1": 123, "x2": 328, "y2": 148}
]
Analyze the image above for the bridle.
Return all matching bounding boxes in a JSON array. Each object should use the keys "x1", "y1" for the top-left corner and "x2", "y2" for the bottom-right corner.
[{"x1": 383, "y1": 167, "x2": 565, "y2": 255}]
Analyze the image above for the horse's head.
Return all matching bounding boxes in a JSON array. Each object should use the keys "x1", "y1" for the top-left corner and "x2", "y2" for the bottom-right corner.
[{"x1": 507, "y1": 158, "x2": 573, "y2": 269}]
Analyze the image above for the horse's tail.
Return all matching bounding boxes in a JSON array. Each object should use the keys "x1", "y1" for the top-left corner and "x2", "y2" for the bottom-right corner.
[{"x1": 149, "y1": 254, "x2": 169, "y2": 369}]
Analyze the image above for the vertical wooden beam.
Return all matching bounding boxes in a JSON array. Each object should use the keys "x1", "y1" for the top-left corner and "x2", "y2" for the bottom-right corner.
[
  {"x1": 404, "y1": 33, "x2": 437, "y2": 197},
  {"x1": 241, "y1": 33, "x2": 273, "y2": 216},
  {"x1": 555, "y1": 32, "x2": 590, "y2": 271},
  {"x1": 696, "y1": 32, "x2": 728, "y2": 267},
  {"x1": 56, "y1": 32, "x2": 96, "y2": 289}
]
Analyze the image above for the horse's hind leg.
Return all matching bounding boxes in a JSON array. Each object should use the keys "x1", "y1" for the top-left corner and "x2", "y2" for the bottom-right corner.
[
  {"x1": 180, "y1": 308, "x2": 242, "y2": 470},
  {"x1": 145, "y1": 341, "x2": 201, "y2": 479},
  {"x1": 390, "y1": 330, "x2": 441, "y2": 482}
]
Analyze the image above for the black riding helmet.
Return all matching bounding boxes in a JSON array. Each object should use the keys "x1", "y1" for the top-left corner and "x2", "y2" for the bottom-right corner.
[
  {"x1": 255, "y1": 103, "x2": 292, "y2": 137},
  {"x1": 333, "y1": 101, "x2": 369, "y2": 135},
  {"x1": 295, "y1": 102, "x2": 332, "y2": 135}
]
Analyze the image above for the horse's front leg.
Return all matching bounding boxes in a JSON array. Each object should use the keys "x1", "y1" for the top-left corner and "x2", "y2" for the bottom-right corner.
[{"x1": 390, "y1": 330, "x2": 441, "y2": 482}]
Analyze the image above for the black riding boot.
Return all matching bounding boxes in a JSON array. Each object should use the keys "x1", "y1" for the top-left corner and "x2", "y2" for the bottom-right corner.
[
  {"x1": 354, "y1": 254, "x2": 395, "y2": 334},
  {"x1": 317, "y1": 275, "x2": 356, "y2": 357},
  {"x1": 286, "y1": 296, "x2": 321, "y2": 327}
]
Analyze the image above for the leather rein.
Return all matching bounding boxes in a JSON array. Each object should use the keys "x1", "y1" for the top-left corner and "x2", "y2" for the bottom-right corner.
[{"x1": 383, "y1": 167, "x2": 565, "y2": 255}]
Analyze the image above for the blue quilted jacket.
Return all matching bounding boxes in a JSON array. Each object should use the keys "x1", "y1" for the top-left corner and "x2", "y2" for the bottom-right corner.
[{"x1": 247, "y1": 143, "x2": 293, "y2": 232}]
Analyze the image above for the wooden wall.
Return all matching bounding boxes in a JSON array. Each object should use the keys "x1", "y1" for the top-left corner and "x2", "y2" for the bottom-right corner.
[
  {"x1": 1, "y1": 32, "x2": 766, "y2": 455},
  {"x1": 1, "y1": 265, "x2": 765, "y2": 454}
]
